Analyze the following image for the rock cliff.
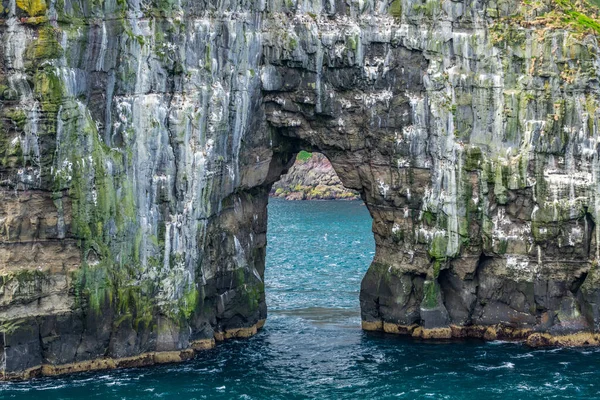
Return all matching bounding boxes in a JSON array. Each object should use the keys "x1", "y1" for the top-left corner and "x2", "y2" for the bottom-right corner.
[
  {"x1": 271, "y1": 152, "x2": 359, "y2": 199},
  {"x1": 2, "y1": 0, "x2": 600, "y2": 379}
]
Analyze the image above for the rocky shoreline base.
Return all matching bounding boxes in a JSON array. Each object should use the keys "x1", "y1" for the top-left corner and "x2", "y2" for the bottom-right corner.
[
  {"x1": 362, "y1": 321, "x2": 600, "y2": 347},
  {"x1": 1, "y1": 320, "x2": 266, "y2": 381},
  {"x1": 5, "y1": 316, "x2": 600, "y2": 381}
]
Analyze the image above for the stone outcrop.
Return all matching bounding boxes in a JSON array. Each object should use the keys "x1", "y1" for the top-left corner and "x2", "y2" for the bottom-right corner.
[
  {"x1": 271, "y1": 152, "x2": 360, "y2": 200},
  {"x1": 2, "y1": 0, "x2": 600, "y2": 379}
]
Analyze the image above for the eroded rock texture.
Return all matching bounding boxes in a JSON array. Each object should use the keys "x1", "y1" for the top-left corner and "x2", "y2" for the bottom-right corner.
[{"x1": 2, "y1": 0, "x2": 600, "y2": 378}]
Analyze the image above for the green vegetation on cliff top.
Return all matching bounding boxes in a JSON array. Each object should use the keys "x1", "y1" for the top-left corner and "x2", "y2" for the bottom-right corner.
[
  {"x1": 517, "y1": 0, "x2": 600, "y2": 34},
  {"x1": 296, "y1": 150, "x2": 312, "y2": 162}
]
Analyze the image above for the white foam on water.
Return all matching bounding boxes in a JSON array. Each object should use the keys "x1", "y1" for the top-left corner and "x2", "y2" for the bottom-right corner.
[
  {"x1": 516, "y1": 383, "x2": 539, "y2": 392},
  {"x1": 487, "y1": 340, "x2": 512, "y2": 345},
  {"x1": 510, "y1": 353, "x2": 534, "y2": 359},
  {"x1": 473, "y1": 362, "x2": 515, "y2": 371},
  {"x1": 106, "y1": 381, "x2": 126, "y2": 387},
  {"x1": 36, "y1": 384, "x2": 69, "y2": 391},
  {"x1": 543, "y1": 382, "x2": 573, "y2": 391}
]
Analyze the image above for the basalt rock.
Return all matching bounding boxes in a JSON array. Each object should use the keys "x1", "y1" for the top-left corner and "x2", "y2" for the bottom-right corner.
[{"x1": 2, "y1": 0, "x2": 600, "y2": 379}]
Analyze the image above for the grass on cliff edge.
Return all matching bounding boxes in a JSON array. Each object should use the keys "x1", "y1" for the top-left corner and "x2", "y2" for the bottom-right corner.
[
  {"x1": 557, "y1": 0, "x2": 600, "y2": 33},
  {"x1": 297, "y1": 150, "x2": 312, "y2": 162},
  {"x1": 520, "y1": 0, "x2": 600, "y2": 34}
]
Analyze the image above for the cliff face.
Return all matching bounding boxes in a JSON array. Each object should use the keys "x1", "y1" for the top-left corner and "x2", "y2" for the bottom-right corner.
[
  {"x1": 2, "y1": 0, "x2": 600, "y2": 379},
  {"x1": 271, "y1": 152, "x2": 360, "y2": 199}
]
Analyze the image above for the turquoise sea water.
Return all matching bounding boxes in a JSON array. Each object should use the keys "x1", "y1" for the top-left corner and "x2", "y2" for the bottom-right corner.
[{"x1": 3, "y1": 198, "x2": 600, "y2": 399}]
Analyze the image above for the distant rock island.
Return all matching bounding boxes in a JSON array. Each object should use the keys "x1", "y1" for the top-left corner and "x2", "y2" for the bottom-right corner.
[{"x1": 271, "y1": 152, "x2": 359, "y2": 200}]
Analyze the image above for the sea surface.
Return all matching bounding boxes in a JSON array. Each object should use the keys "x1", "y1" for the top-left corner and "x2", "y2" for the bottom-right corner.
[{"x1": 3, "y1": 198, "x2": 600, "y2": 399}]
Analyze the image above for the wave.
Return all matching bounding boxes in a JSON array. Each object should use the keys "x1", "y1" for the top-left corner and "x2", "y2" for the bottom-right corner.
[
  {"x1": 472, "y1": 362, "x2": 515, "y2": 371},
  {"x1": 510, "y1": 353, "x2": 534, "y2": 359},
  {"x1": 269, "y1": 307, "x2": 361, "y2": 325}
]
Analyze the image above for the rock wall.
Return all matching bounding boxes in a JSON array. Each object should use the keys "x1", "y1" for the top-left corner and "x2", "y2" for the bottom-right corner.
[
  {"x1": 2, "y1": 0, "x2": 600, "y2": 379},
  {"x1": 271, "y1": 152, "x2": 360, "y2": 199}
]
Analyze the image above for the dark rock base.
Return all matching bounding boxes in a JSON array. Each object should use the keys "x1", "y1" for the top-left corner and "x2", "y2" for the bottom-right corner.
[
  {"x1": 1, "y1": 318, "x2": 266, "y2": 381},
  {"x1": 362, "y1": 321, "x2": 600, "y2": 347}
]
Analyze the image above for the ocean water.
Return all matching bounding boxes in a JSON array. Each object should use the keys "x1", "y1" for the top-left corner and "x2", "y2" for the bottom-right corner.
[{"x1": 3, "y1": 198, "x2": 600, "y2": 399}]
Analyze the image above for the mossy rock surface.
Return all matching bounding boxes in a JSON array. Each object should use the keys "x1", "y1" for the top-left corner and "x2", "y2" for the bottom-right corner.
[{"x1": 16, "y1": 0, "x2": 47, "y2": 16}]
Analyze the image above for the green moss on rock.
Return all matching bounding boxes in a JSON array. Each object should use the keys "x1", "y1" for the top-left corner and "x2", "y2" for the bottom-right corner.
[
  {"x1": 389, "y1": 0, "x2": 402, "y2": 18},
  {"x1": 428, "y1": 234, "x2": 448, "y2": 260},
  {"x1": 179, "y1": 286, "x2": 200, "y2": 320},
  {"x1": 422, "y1": 280, "x2": 439, "y2": 309},
  {"x1": 16, "y1": 0, "x2": 47, "y2": 17}
]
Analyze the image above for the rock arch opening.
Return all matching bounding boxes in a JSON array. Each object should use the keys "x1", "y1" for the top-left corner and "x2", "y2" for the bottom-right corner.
[{"x1": 264, "y1": 159, "x2": 374, "y2": 326}]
